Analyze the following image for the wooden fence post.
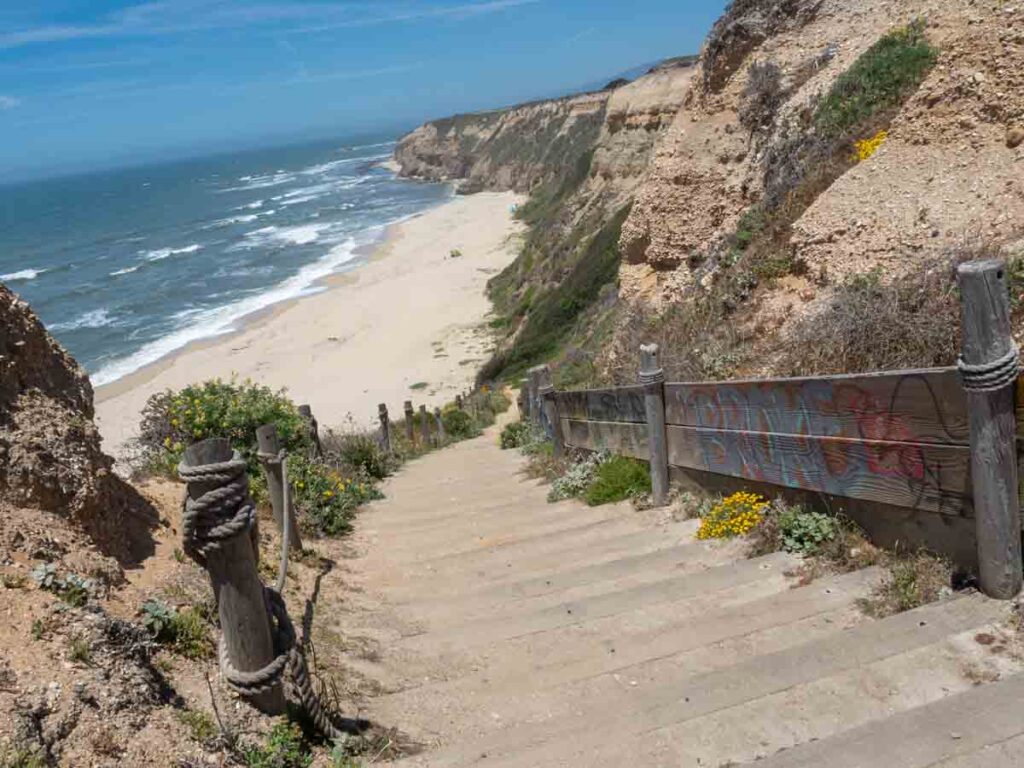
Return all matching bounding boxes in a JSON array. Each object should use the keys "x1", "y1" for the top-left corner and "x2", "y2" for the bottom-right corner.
[
  {"x1": 297, "y1": 404, "x2": 322, "y2": 458},
  {"x1": 378, "y1": 403, "x2": 391, "y2": 454},
  {"x1": 404, "y1": 401, "x2": 415, "y2": 445},
  {"x1": 455, "y1": 394, "x2": 463, "y2": 411},
  {"x1": 640, "y1": 343, "x2": 670, "y2": 507},
  {"x1": 180, "y1": 439, "x2": 286, "y2": 714},
  {"x1": 434, "y1": 407, "x2": 446, "y2": 444},
  {"x1": 527, "y1": 367, "x2": 544, "y2": 425},
  {"x1": 957, "y1": 260, "x2": 1023, "y2": 599},
  {"x1": 540, "y1": 383, "x2": 564, "y2": 458},
  {"x1": 536, "y1": 366, "x2": 554, "y2": 436},
  {"x1": 419, "y1": 404, "x2": 431, "y2": 446},
  {"x1": 256, "y1": 424, "x2": 303, "y2": 552},
  {"x1": 517, "y1": 389, "x2": 527, "y2": 420}
]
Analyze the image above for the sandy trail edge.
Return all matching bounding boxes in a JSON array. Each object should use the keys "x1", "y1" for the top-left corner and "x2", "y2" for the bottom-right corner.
[{"x1": 95, "y1": 191, "x2": 523, "y2": 457}]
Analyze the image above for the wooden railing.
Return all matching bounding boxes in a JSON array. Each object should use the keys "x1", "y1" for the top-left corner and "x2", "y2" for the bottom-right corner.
[{"x1": 524, "y1": 260, "x2": 1024, "y2": 600}]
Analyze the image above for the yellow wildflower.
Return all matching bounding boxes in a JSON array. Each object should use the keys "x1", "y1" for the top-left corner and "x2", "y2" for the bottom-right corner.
[{"x1": 853, "y1": 130, "x2": 887, "y2": 162}]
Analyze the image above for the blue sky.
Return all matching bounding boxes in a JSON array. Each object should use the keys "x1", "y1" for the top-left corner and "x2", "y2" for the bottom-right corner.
[{"x1": 0, "y1": 1, "x2": 726, "y2": 180}]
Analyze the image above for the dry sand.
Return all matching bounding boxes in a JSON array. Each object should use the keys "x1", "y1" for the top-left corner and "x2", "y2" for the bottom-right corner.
[{"x1": 95, "y1": 191, "x2": 523, "y2": 456}]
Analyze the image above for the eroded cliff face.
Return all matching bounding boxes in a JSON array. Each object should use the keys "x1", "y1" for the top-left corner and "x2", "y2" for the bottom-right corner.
[
  {"x1": 0, "y1": 283, "x2": 155, "y2": 564},
  {"x1": 620, "y1": 0, "x2": 1024, "y2": 309},
  {"x1": 394, "y1": 92, "x2": 609, "y2": 194}
]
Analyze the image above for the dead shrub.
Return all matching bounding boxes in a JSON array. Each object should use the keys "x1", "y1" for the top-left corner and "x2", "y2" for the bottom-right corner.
[
  {"x1": 739, "y1": 61, "x2": 785, "y2": 134},
  {"x1": 779, "y1": 265, "x2": 962, "y2": 376},
  {"x1": 858, "y1": 551, "x2": 954, "y2": 618}
]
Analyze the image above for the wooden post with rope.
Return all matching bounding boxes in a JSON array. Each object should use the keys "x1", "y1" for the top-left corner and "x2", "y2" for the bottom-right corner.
[
  {"x1": 256, "y1": 424, "x2": 303, "y2": 552},
  {"x1": 404, "y1": 400, "x2": 415, "y2": 445},
  {"x1": 419, "y1": 404, "x2": 431, "y2": 446},
  {"x1": 957, "y1": 260, "x2": 1023, "y2": 599},
  {"x1": 297, "y1": 404, "x2": 322, "y2": 458},
  {"x1": 179, "y1": 439, "x2": 286, "y2": 714},
  {"x1": 434, "y1": 406, "x2": 446, "y2": 444},
  {"x1": 378, "y1": 403, "x2": 391, "y2": 454}
]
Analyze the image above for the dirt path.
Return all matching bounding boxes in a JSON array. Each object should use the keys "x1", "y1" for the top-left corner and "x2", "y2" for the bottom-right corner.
[{"x1": 313, "y1": 414, "x2": 1024, "y2": 767}]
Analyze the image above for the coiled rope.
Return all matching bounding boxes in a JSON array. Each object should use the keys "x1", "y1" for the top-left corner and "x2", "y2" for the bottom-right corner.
[
  {"x1": 178, "y1": 449, "x2": 344, "y2": 740},
  {"x1": 958, "y1": 343, "x2": 1020, "y2": 393}
]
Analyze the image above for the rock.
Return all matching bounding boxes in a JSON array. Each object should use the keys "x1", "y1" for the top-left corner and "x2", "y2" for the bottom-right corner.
[{"x1": 1007, "y1": 126, "x2": 1024, "y2": 148}]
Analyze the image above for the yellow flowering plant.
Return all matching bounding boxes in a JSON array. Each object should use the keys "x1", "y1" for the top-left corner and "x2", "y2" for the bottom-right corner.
[
  {"x1": 697, "y1": 491, "x2": 769, "y2": 540},
  {"x1": 853, "y1": 129, "x2": 887, "y2": 162}
]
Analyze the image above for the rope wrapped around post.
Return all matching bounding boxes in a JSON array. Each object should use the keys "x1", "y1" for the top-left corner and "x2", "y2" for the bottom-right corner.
[
  {"x1": 179, "y1": 440, "x2": 346, "y2": 738},
  {"x1": 958, "y1": 342, "x2": 1020, "y2": 393}
]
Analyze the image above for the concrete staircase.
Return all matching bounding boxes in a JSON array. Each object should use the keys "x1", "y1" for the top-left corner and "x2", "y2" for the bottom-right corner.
[{"x1": 338, "y1": 418, "x2": 1024, "y2": 767}]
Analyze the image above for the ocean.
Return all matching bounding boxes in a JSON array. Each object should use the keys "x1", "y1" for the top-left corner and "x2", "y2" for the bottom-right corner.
[{"x1": 0, "y1": 136, "x2": 451, "y2": 387}]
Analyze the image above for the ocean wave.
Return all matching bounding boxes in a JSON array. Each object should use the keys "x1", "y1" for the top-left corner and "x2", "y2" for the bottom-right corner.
[
  {"x1": 51, "y1": 308, "x2": 115, "y2": 332},
  {"x1": 237, "y1": 223, "x2": 330, "y2": 248},
  {"x1": 1, "y1": 267, "x2": 47, "y2": 282},
  {"x1": 236, "y1": 200, "x2": 265, "y2": 210},
  {"x1": 140, "y1": 244, "x2": 203, "y2": 262},
  {"x1": 220, "y1": 172, "x2": 296, "y2": 193},
  {"x1": 91, "y1": 237, "x2": 361, "y2": 387},
  {"x1": 110, "y1": 265, "x2": 140, "y2": 276}
]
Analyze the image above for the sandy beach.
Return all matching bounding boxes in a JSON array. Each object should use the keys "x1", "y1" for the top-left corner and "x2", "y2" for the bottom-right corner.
[{"x1": 95, "y1": 191, "x2": 523, "y2": 456}]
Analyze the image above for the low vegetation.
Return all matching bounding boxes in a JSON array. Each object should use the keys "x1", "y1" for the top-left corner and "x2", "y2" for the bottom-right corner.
[
  {"x1": 241, "y1": 722, "x2": 312, "y2": 768},
  {"x1": 133, "y1": 378, "x2": 509, "y2": 541},
  {"x1": 858, "y1": 551, "x2": 954, "y2": 618},
  {"x1": 583, "y1": 456, "x2": 651, "y2": 506},
  {"x1": 30, "y1": 564, "x2": 97, "y2": 607},
  {"x1": 140, "y1": 598, "x2": 214, "y2": 660}
]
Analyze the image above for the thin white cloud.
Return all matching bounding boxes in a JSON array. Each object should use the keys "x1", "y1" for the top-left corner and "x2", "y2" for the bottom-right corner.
[
  {"x1": 0, "y1": 95, "x2": 20, "y2": 109},
  {"x1": 0, "y1": 0, "x2": 542, "y2": 49}
]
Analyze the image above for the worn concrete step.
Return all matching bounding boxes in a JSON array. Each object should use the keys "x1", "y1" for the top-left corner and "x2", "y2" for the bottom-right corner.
[
  {"x1": 401, "y1": 594, "x2": 1009, "y2": 767},
  {"x1": 373, "y1": 520, "x2": 701, "y2": 600},
  {"x1": 399, "y1": 551, "x2": 798, "y2": 653},
  {"x1": 365, "y1": 496, "x2": 617, "y2": 544},
  {"x1": 369, "y1": 568, "x2": 881, "y2": 742},
  {"x1": 747, "y1": 671, "x2": 1024, "y2": 768},
  {"x1": 358, "y1": 502, "x2": 635, "y2": 562},
  {"x1": 357, "y1": 512, "x2": 649, "y2": 574},
  {"x1": 402, "y1": 536, "x2": 749, "y2": 626}
]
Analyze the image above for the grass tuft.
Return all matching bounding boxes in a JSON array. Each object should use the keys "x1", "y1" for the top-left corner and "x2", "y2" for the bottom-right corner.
[{"x1": 583, "y1": 456, "x2": 651, "y2": 507}]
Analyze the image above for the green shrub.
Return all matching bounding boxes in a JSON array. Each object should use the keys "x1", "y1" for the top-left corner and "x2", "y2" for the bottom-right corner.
[
  {"x1": 140, "y1": 599, "x2": 214, "y2": 660},
  {"x1": 242, "y1": 723, "x2": 312, "y2": 768},
  {"x1": 0, "y1": 746, "x2": 46, "y2": 768},
  {"x1": 31, "y1": 564, "x2": 96, "y2": 607},
  {"x1": 290, "y1": 454, "x2": 382, "y2": 537},
  {"x1": 814, "y1": 20, "x2": 937, "y2": 138},
  {"x1": 177, "y1": 709, "x2": 218, "y2": 744},
  {"x1": 136, "y1": 378, "x2": 309, "y2": 478},
  {"x1": 442, "y1": 407, "x2": 479, "y2": 440},
  {"x1": 548, "y1": 451, "x2": 607, "y2": 502},
  {"x1": 584, "y1": 456, "x2": 651, "y2": 506},
  {"x1": 778, "y1": 507, "x2": 838, "y2": 554},
  {"x1": 326, "y1": 432, "x2": 391, "y2": 480},
  {"x1": 500, "y1": 421, "x2": 532, "y2": 450}
]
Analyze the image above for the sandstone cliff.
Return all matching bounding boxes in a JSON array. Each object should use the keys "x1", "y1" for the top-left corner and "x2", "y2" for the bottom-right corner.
[
  {"x1": 395, "y1": 1, "x2": 1024, "y2": 385},
  {"x1": 0, "y1": 283, "x2": 155, "y2": 565}
]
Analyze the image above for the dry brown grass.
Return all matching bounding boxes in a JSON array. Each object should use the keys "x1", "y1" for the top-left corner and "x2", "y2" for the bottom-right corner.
[{"x1": 857, "y1": 551, "x2": 954, "y2": 618}]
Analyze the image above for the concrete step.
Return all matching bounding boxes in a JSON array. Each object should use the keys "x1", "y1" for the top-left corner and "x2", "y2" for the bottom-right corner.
[
  {"x1": 398, "y1": 551, "x2": 799, "y2": 653},
  {"x1": 748, "y1": 672, "x2": 1024, "y2": 768},
  {"x1": 399, "y1": 594, "x2": 1010, "y2": 766},
  {"x1": 369, "y1": 567, "x2": 881, "y2": 742},
  {"x1": 401, "y1": 536, "x2": 750, "y2": 626},
  {"x1": 371, "y1": 520, "x2": 702, "y2": 600}
]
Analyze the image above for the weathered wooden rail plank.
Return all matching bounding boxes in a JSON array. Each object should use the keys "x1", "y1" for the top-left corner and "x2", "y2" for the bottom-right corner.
[
  {"x1": 665, "y1": 425, "x2": 972, "y2": 516},
  {"x1": 664, "y1": 368, "x2": 969, "y2": 446},
  {"x1": 554, "y1": 387, "x2": 648, "y2": 424},
  {"x1": 561, "y1": 418, "x2": 650, "y2": 460}
]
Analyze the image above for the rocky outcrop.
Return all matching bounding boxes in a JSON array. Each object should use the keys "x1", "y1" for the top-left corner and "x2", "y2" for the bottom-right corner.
[
  {"x1": 394, "y1": 92, "x2": 609, "y2": 194},
  {"x1": 0, "y1": 283, "x2": 155, "y2": 564}
]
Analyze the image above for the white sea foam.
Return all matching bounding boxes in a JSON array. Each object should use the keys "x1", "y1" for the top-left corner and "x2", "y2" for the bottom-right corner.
[
  {"x1": 140, "y1": 244, "x2": 203, "y2": 262},
  {"x1": 221, "y1": 172, "x2": 296, "y2": 192},
  {"x1": 237, "y1": 223, "x2": 330, "y2": 248},
  {"x1": 92, "y1": 237, "x2": 361, "y2": 386},
  {"x1": 1, "y1": 267, "x2": 46, "y2": 282},
  {"x1": 110, "y1": 265, "x2": 140, "y2": 276},
  {"x1": 51, "y1": 308, "x2": 115, "y2": 332},
  {"x1": 236, "y1": 200, "x2": 264, "y2": 210}
]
